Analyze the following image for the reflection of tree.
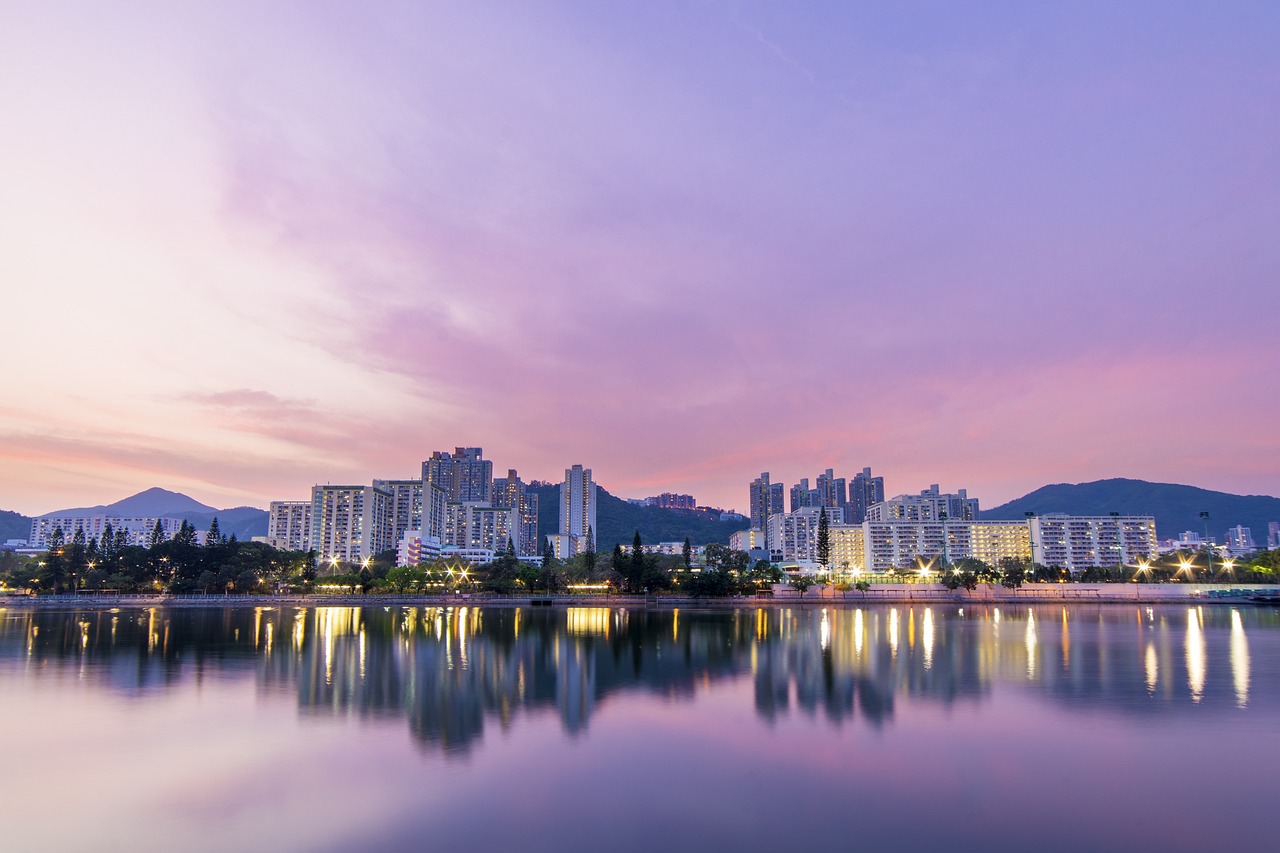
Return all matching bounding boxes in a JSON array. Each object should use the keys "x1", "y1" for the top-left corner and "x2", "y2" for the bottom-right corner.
[{"x1": 2, "y1": 604, "x2": 1276, "y2": 755}]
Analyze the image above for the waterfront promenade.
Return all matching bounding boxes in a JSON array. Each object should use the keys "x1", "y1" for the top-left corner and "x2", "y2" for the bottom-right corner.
[{"x1": 3, "y1": 582, "x2": 1274, "y2": 610}]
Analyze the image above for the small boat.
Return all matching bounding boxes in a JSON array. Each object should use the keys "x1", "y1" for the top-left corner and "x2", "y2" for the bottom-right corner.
[{"x1": 1248, "y1": 591, "x2": 1280, "y2": 605}]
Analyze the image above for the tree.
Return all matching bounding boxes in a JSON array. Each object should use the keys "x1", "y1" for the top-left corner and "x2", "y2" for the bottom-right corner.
[
  {"x1": 999, "y1": 557, "x2": 1027, "y2": 589},
  {"x1": 817, "y1": 507, "x2": 830, "y2": 569},
  {"x1": 682, "y1": 536, "x2": 693, "y2": 569},
  {"x1": 788, "y1": 574, "x2": 817, "y2": 596},
  {"x1": 100, "y1": 522, "x2": 116, "y2": 563},
  {"x1": 207, "y1": 517, "x2": 223, "y2": 546},
  {"x1": 148, "y1": 521, "x2": 166, "y2": 550},
  {"x1": 174, "y1": 520, "x2": 198, "y2": 548}
]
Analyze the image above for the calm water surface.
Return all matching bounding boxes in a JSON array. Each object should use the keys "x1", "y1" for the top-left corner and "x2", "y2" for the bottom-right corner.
[{"x1": 2, "y1": 603, "x2": 1278, "y2": 852}]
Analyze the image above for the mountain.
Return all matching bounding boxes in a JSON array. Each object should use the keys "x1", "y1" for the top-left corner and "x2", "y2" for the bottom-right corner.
[
  {"x1": 40, "y1": 487, "x2": 218, "y2": 519},
  {"x1": 33, "y1": 488, "x2": 269, "y2": 541},
  {"x1": 179, "y1": 507, "x2": 270, "y2": 541},
  {"x1": 533, "y1": 484, "x2": 749, "y2": 549},
  {"x1": 0, "y1": 509, "x2": 30, "y2": 542},
  {"x1": 984, "y1": 479, "x2": 1280, "y2": 543}
]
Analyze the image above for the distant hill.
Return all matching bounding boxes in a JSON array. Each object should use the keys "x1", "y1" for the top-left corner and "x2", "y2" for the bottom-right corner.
[
  {"x1": 984, "y1": 479, "x2": 1280, "y2": 543},
  {"x1": 0, "y1": 509, "x2": 30, "y2": 542},
  {"x1": 28, "y1": 488, "x2": 269, "y2": 541},
  {"x1": 533, "y1": 484, "x2": 749, "y2": 549},
  {"x1": 180, "y1": 507, "x2": 270, "y2": 541},
  {"x1": 40, "y1": 487, "x2": 218, "y2": 519}
]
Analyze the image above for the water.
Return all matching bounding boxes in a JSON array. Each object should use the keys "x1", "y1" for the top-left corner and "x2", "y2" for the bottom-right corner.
[{"x1": 1, "y1": 603, "x2": 1277, "y2": 852}]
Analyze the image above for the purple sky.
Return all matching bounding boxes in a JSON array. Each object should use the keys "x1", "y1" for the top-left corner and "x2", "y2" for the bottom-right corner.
[{"x1": 2, "y1": 1, "x2": 1278, "y2": 515}]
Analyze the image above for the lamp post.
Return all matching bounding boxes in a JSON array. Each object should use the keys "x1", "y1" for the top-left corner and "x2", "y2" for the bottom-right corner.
[
  {"x1": 1025, "y1": 512, "x2": 1037, "y2": 582},
  {"x1": 1199, "y1": 511, "x2": 1212, "y2": 581}
]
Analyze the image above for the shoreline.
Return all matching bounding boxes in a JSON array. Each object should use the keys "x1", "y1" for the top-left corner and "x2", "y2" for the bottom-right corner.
[{"x1": 2, "y1": 582, "x2": 1274, "y2": 610}]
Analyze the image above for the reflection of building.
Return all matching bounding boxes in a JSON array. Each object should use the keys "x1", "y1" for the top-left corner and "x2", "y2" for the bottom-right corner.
[{"x1": 0, "y1": 604, "x2": 1266, "y2": 760}]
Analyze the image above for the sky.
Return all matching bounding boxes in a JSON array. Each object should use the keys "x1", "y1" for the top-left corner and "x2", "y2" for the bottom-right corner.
[{"x1": 1, "y1": 0, "x2": 1278, "y2": 516}]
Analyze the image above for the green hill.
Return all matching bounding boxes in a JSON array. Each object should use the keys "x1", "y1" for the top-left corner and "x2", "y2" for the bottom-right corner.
[
  {"x1": 0, "y1": 510, "x2": 31, "y2": 543},
  {"x1": 984, "y1": 479, "x2": 1280, "y2": 543},
  {"x1": 533, "y1": 484, "x2": 749, "y2": 549}
]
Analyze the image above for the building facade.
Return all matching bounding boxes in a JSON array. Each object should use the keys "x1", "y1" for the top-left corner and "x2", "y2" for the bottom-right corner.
[
  {"x1": 1224, "y1": 525, "x2": 1257, "y2": 558},
  {"x1": 423, "y1": 447, "x2": 493, "y2": 504},
  {"x1": 865, "y1": 484, "x2": 979, "y2": 523},
  {"x1": 266, "y1": 501, "x2": 312, "y2": 551},
  {"x1": 309, "y1": 485, "x2": 393, "y2": 564},
  {"x1": 28, "y1": 515, "x2": 186, "y2": 550},
  {"x1": 1028, "y1": 514, "x2": 1157, "y2": 573},
  {"x1": 848, "y1": 466, "x2": 885, "y2": 524},
  {"x1": 560, "y1": 465, "x2": 597, "y2": 545}
]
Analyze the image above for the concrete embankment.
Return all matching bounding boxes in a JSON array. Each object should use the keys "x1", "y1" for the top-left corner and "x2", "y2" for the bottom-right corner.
[{"x1": 2, "y1": 583, "x2": 1274, "y2": 610}]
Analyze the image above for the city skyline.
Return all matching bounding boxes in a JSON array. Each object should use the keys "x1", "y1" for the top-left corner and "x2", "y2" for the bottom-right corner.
[{"x1": 3, "y1": 2, "x2": 1279, "y2": 516}]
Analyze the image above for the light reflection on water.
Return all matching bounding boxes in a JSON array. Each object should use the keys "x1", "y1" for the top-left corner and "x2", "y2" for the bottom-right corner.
[{"x1": 1, "y1": 603, "x2": 1278, "y2": 852}]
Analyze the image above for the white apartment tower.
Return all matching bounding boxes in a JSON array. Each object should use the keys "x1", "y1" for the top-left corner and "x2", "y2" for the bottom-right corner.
[
  {"x1": 267, "y1": 501, "x2": 312, "y2": 551},
  {"x1": 560, "y1": 465, "x2": 597, "y2": 546},
  {"x1": 308, "y1": 485, "x2": 393, "y2": 564}
]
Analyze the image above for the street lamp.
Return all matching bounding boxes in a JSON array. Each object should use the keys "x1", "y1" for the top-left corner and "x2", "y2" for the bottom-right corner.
[
  {"x1": 1199, "y1": 511, "x2": 1213, "y2": 578},
  {"x1": 1025, "y1": 512, "x2": 1038, "y2": 581}
]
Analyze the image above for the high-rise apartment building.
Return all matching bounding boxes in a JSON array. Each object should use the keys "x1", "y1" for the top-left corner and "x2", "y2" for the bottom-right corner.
[
  {"x1": 848, "y1": 467, "x2": 885, "y2": 524},
  {"x1": 1224, "y1": 525, "x2": 1257, "y2": 558},
  {"x1": 1269, "y1": 521, "x2": 1280, "y2": 551},
  {"x1": 422, "y1": 447, "x2": 493, "y2": 504},
  {"x1": 790, "y1": 478, "x2": 814, "y2": 512},
  {"x1": 372, "y1": 479, "x2": 423, "y2": 548},
  {"x1": 560, "y1": 465, "x2": 597, "y2": 547},
  {"x1": 816, "y1": 469, "x2": 848, "y2": 518},
  {"x1": 309, "y1": 485, "x2": 393, "y2": 563},
  {"x1": 749, "y1": 473, "x2": 785, "y2": 545},
  {"x1": 493, "y1": 469, "x2": 540, "y2": 555},
  {"x1": 267, "y1": 500, "x2": 312, "y2": 551},
  {"x1": 866, "y1": 484, "x2": 978, "y2": 523}
]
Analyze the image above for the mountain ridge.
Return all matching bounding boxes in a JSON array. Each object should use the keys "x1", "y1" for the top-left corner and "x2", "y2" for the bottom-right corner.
[{"x1": 983, "y1": 478, "x2": 1280, "y2": 543}]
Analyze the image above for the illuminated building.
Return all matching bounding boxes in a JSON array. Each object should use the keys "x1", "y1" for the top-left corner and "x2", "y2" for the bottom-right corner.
[
  {"x1": 1224, "y1": 525, "x2": 1257, "y2": 558},
  {"x1": 308, "y1": 484, "x2": 393, "y2": 563},
  {"x1": 266, "y1": 500, "x2": 311, "y2": 551},
  {"x1": 422, "y1": 447, "x2": 493, "y2": 504},
  {"x1": 28, "y1": 515, "x2": 185, "y2": 549},
  {"x1": 560, "y1": 464, "x2": 597, "y2": 544},
  {"x1": 749, "y1": 473, "x2": 785, "y2": 549},
  {"x1": 1028, "y1": 514, "x2": 1157, "y2": 573},
  {"x1": 729, "y1": 528, "x2": 768, "y2": 552},
  {"x1": 866, "y1": 484, "x2": 979, "y2": 522},
  {"x1": 492, "y1": 469, "x2": 540, "y2": 555}
]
